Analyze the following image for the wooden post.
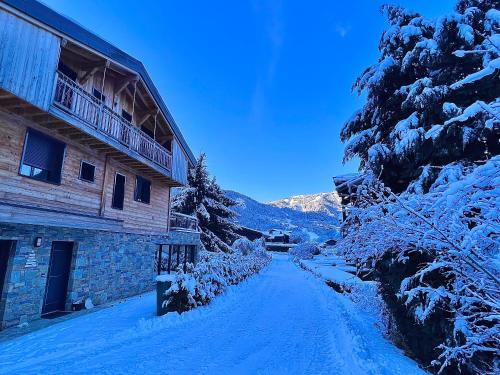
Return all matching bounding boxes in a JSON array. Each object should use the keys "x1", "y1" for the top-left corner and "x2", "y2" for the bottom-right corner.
[
  {"x1": 153, "y1": 110, "x2": 158, "y2": 141},
  {"x1": 131, "y1": 80, "x2": 138, "y2": 122},
  {"x1": 157, "y1": 245, "x2": 163, "y2": 275},
  {"x1": 100, "y1": 61, "x2": 109, "y2": 103},
  {"x1": 167, "y1": 245, "x2": 172, "y2": 274},
  {"x1": 183, "y1": 246, "x2": 188, "y2": 273},
  {"x1": 167, "y1": 187, "x2": 172, "y2": 233}
]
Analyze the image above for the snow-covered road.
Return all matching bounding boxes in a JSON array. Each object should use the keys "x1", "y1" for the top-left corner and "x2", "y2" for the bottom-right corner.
[{"x1": 0, "y1": 254, "x2": 425, "y2": 374}]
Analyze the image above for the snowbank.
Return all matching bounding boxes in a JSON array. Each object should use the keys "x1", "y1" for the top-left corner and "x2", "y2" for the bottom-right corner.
[
  {"x1": 294, "y1": 253, "x2": 392, "y2": 338},
  {"x1": 289, "y1": 242, "x2": 320, "y2": 260}
]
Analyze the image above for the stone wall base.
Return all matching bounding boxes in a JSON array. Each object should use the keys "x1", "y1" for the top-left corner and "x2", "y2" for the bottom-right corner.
[{"x1": 0, "y1": 223, "x2": 200, "y2": 329}]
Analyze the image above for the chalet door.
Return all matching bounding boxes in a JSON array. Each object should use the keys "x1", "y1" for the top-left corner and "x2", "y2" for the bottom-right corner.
[
  {"x1": 42, "y1": 241, "x2": 74, "y2": 316},
  {"x1": 0, "y1": 241, "x2": 13, "y2": 301}
]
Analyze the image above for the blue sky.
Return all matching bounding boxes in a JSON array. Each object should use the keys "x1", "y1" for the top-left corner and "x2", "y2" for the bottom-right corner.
[{"x1": 43, "y1": 0, "x2": 456, "y2": 202}]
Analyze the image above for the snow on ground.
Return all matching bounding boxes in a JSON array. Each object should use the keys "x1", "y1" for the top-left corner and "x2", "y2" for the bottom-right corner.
[
  {"x1": 297, "y1": 252, "x2": 389, "y2": 331},
  {"x1": 299, "y1": 253, "x2": 360, "y2": 285},
  {"x1": 0, "y1": 254, "x2": 425, "y2": 375}
]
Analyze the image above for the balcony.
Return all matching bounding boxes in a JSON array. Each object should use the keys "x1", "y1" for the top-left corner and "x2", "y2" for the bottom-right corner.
[
  {"x1": 52, "y1": 72, "x2": 172, "y2": 172},
  {"x1": 170, "y1": 212, "x2": 199, "y2": 232}
]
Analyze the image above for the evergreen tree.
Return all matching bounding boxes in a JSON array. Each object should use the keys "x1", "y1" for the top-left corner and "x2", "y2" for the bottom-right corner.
[
  {"x1": 172, "y1": 154, "x2": 240, "y2": 253},
  {"x1": 342, "y1": 1, "x2": 499, "y2": 192}
]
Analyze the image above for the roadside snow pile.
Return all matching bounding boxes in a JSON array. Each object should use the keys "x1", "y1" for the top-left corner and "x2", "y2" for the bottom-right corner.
[
  {"x1": 164, "y1": 239, "x2": 271, "y2": 313},
  {"x1": 337, "y1": 158, "x2": 500, "y2": 374},
  {"x1": 289, "y1": 242, "x2": 320, "y2": 260},
  {"x1": 294, "y1": 252, "x2": 392, "y2": 338}
]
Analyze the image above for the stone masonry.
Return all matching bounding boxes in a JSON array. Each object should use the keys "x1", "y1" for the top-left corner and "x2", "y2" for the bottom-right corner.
[{"x1": 0, "y1": 223, "x2": 200, "y2": 329}]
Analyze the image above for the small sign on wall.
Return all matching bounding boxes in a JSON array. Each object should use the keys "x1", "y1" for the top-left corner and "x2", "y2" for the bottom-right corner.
[{"x1": 25, "y1": 250, "x2": 37, "y2": 268}]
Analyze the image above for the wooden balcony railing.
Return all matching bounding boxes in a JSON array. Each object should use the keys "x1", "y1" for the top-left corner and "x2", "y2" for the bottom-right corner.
[
  {"x1": 170, "y1": 212, "x2": 199, "y2": 232},
  {"x1": 52, "y1": 72, "x2": 172, "y2": 171}
]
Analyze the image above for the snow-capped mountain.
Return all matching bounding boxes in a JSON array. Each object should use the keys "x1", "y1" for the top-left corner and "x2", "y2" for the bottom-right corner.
[
  {"x1": 226, "y1": 191, "x2": 340, "y2": 243},
  {"x1": 269, "y1": 192, "x2": 342, "y2": 218}
]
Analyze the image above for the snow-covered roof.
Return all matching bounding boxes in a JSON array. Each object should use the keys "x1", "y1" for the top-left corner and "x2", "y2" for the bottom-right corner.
[
  {"x1": 265, "y1": 229, "x2": 291, "y2": 236},
  {"x1": 333, "y1": 173, "x2": 365, "y2": 196}
]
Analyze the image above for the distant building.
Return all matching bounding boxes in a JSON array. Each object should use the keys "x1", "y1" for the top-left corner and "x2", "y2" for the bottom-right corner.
[
  {"x1": 264, "y1": 229, "x2": 294, "y2": 252},
  {"x1": 235, "y1": 226, "x2": 265, "y2": 242},
  {"x1": 265, "y1": 229, "x2": 290, "y2": 244},
  {"x1": 0, "y1": 0, "x2": 200, "y2": 329}
]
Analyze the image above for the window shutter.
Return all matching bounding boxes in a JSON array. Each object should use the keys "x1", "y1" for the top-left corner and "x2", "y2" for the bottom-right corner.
[
  {"x1": 143, "y1": 179, "x2": 151, "y2": 203},
  {"x1": 112, "y1": 174, "x2": 126, "y2": 210},
  {"x1": 23, "y1": 129, "x2": 65, "y2": 171},
  {"x1": 135, "y1": 177, "x2": 142, "y2": 201},
  {"x1": 135, "y1": 176, "x2": 151, "y2": 203}
]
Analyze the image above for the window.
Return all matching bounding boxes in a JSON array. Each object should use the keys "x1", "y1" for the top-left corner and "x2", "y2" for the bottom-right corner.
[
  {"x1": 79, "y1": 161, "x2": 95, "y2": 183},
  {"x1": 20, "y1": 129, "x2": 65, "y2": 184},
  {"x1": 121, "y1": 110, "x2": 132, "y2": 123},
  {"x1": 92, "y1": 88, "x2": 106, "y2": 103},
  {"x1": 141, "y1": 125, "x2": 154, "y2": 139},
  {"x1": 112, "y1": 173, "x2": 126, "y2": 210},
  {"x1": 162, "y1": 139, "x2": 172, "y2": 152},
  {"x1": 134, "y1": 176, "x2": 151, "y2": 204},
  {"x1": 58, "y1": 62, "x2": 77, "y2": 81}
]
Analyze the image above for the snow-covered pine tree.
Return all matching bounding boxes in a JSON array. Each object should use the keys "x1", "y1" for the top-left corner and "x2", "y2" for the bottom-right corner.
[
  {"x1": 342, "y1": 1, "x2": 499, "y2": 192},
  {"x1": 172, "y1": 154, "x2": 240, "y2": 253}
]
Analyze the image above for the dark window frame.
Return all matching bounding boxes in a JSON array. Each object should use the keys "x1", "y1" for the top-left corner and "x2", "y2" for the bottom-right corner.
[
  {"x1": 79, "y1": 160, "x2": 96, "y2": 183},
  {"x1": 141, "y1": 125, "x2": 154, "y2": 139},
  {"x1": 111, "y1": 173, "x2": 126, "y2": 210},
  {"x1": 19, "y1": 128, "x2": 66, "y2": 185},
  {"x1": 92, "y1": 87, "x2": 106, "y2": 103},
  {"x1": 57, "y1": 62, "x2": 78, "y2": 81},
  {"x1": 134, "y1": 175, "x2": 151, "y2": 204},
  {"x1": 162, "y1": 138, "x2": 173, "y2": 152},
  {"x1": 121, "y1": 109, "x2": 132, "y2": 123}
]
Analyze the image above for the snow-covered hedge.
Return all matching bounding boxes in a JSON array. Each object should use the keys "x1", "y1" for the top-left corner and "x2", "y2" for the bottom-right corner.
[
  {"x1": 163, "y1": 239, "x2": 271, "y2": 313},
  {"x1": 337, "y1": 158, "x2": 500, "y2": 374},
  {"x1": 289, "y1": 242, "x2": 321, "y2": 260}
]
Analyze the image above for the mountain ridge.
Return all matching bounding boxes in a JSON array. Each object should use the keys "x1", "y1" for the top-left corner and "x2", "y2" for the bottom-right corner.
[
  {"x1": 268, "y1": 192, "x2": 341, "y2": 217},
  {"x1": 226, "y1": 190, "x2": 339, "y2": 243}
]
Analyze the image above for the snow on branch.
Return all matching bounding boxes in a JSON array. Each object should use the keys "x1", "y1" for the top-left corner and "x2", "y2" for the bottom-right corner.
[
  {"x1": 163, "y1": 239, "x2": 271, "y2": 313},
  {"x1": 336, "y1": 158, "x2": 500, "y2": 372}
]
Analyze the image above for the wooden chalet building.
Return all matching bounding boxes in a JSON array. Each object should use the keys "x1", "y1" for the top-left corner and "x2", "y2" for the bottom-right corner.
[{"x1": 0, "y1": 0, "x2": 200, "y2": 328}]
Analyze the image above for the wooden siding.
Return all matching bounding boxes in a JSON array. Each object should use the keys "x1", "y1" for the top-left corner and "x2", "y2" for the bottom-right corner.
[
  {"x1": 0, "y1": 9, "x2": 60, "y2": 110},
  {"x1": 172, "y1": 139, "x2": 188, "y2": 185},
  {"x1": 0, "y1": 110, "x2": 170, "y2": 234},
  {"x1": 0, "y1": 202, "x2": 122, "y2": 231},
  {"x1": 101, "y1": 161, "x2": 170, "y2": 233}
]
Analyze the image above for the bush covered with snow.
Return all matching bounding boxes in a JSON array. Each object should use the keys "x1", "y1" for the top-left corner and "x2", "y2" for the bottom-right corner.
[
  {"x1": 164, "y1": 239, "x2": 271, "y2": 313},
  {"x1": 338, "y1": 2, "x2": 499, "y2": 372},
  {"x1": 289, "y1": 242, "x2": 321, "y2": 260},
  {"x1": 337, "y1": 159, "x2": 500, "y2": 374}
]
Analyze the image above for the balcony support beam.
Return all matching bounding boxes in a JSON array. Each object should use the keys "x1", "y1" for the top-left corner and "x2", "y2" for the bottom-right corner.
[
  {"x1": 115, "y1": 76, "x2": 138, "y2": 97},
  {"x1": 138, "y1": 113, "x2": 151, "y2": 126},
  {"x1": 79, "y1": 66, "x2": 100, "y2": 85}
]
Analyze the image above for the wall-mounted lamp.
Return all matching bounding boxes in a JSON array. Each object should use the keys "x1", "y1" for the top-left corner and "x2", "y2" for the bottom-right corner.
[{"x1": 34, "y1": 237, "x2": 42, "y2": 248}]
